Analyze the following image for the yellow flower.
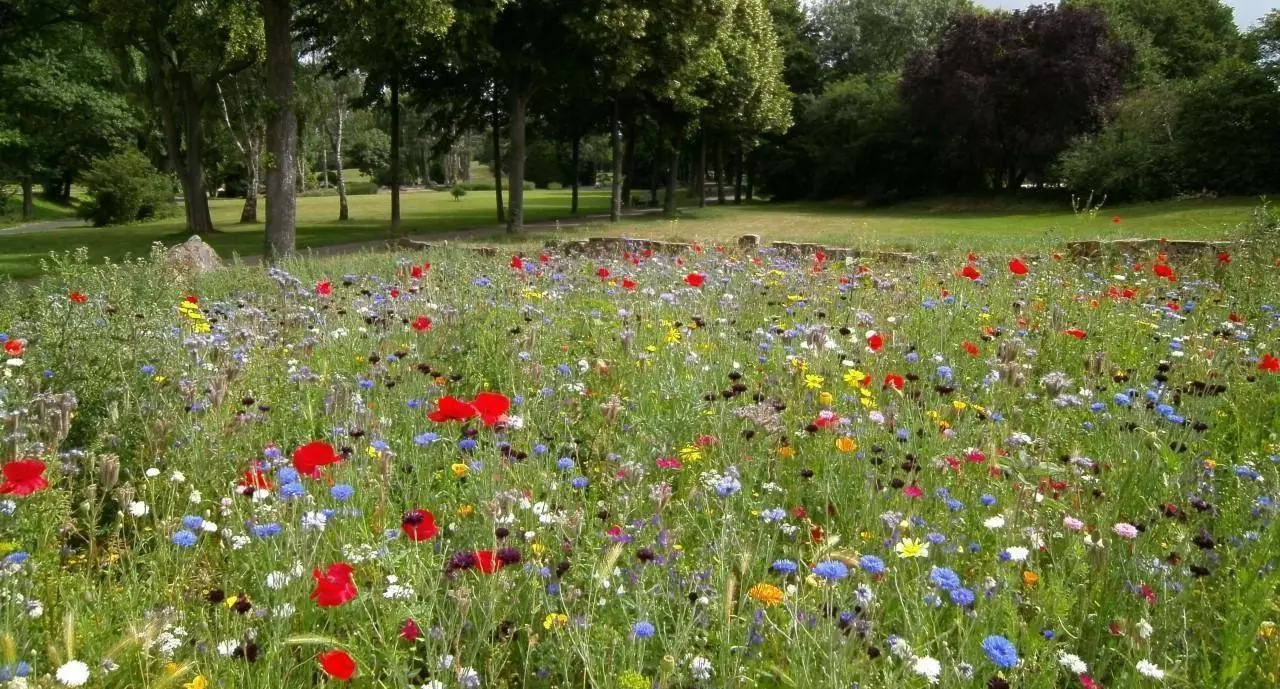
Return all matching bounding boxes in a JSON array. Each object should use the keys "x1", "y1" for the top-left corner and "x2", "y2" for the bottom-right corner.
[
  {"x1": 835, "y1": 437, "x2": 858, "y2": 453},
  {"x1": 1203, "y1": 458, "x2": 1217, "y2": 470},
  {"x1": 843, "y1": 369, "x2": 868, "y2": 387},
  {"x1": 777, "y1": 445, "x2": 796, "y2": 459},
  {"x1": 748, "y1": 582, "x2": 784, "y2": 607},
  {"x1": 185, "y1": 676, "x2": 209, "y2": 689},
  {"x1": 803, "y1": 374, "x2": 824, "y2": 390},
  {"x1": 894, "y1": 538, "x2": 930, "y2": 559},
  {"x1": 456, "y1": 504, "x2": 474, "y2": 517},
  {"x1": 543, "y1": 612, "x2": 569, "y2": 630},
  {"x1": 818, "y1": 391, "x2": 834, "y2": 406},
  {"x1": 1259, "y1": 621, "x2": 1276, "y2": 639},
  {"x1": 790, "y1": 358, "x2": 808, "y2": 372},
  {"x1": 164, "y1": 663, "x2": 181, "y2": 676},
  {"x1": 365, "y1": 446, "x2": 381, "y2": 459},
  {"x1": 952, "y1": 400, "x2": 968, "y2": 412},
  {"x1": 192, "y1": 322, "x2": 211, "y2": 334},
  {"x1": 531, "y1": 542, "x2": 546, "y2": 556},
  {"x1": 451, "y1": 463, "x2": 469, "y2": 478},
  {"x1": 664, "y1": 328, "x2": 681, "y2": 345},
  {"x1": 678, "y1": 445, "x2": 703, "y2": 462}
]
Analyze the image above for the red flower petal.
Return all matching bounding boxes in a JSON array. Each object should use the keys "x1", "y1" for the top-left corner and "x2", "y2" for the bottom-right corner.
[
  {"x1": 401, "y1": 509, "x2": 439, "y2": 541},
  {"x1": 472, "y1": 392, "x2": 510, "y2": 426},
  {"x1": 319, "y1": 650, "x2": 356, "y2": 680},
  {"x1": 684, "y1": 273, "x2": 705, "y2": 287},
  {"x1": 1008, "y1": 258, "x2": 1028, "y2": 275},
  {"x1": 1064, "y1": 328, "x2": 1087, "y2": 340},
  {"x1": 292, "y1": 442, "x2": 341, "y2": 479},
  {"x1": 0, "y1": 459, "x2": 48, "y2": 496},
  {"x1": 427, "y1": 396, "x2": 478, "y2": 423}
]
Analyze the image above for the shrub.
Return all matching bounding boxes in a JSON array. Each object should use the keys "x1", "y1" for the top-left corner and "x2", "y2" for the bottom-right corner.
[
  {"x1": 1057, "y1": 85, "x2": 1180, "y2": 202},
  {"x1": 547, "y1": 182, "x2": 563, "y2": 190},
  {"x1": 79, "y1": 149, "x2": 174, "y2": 226},
  {"x1": 451, "y1": 182, "x2": 467, "y2": 201}
]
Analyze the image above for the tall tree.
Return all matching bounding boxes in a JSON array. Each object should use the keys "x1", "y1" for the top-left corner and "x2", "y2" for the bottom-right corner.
[
  {"x1": 94, "y1": 0, "x2": 262, "y2": 234},
  {"x1": 1065, "y1": 0, "x2": 1240, "y2": 81},
  {"x1": 216, "y1": 67, "x2": 269, "y2": 223},
  {"x1": 812, "y1": 0, "x2": 973, "y2": 77},
  {"x1": 301, "y1": 0, "x2": 456, "y2": 235},
  {"x1": 901, "y1": 4, "x2": 1131, "y2": 191},
  {"x1": 261, "y1": 0, "x2": 296, "y2": 259}
]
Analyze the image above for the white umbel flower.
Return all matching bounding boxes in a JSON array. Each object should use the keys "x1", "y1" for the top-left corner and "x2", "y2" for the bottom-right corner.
[{"x1": 55, "y1": 660, "x2": 91, "y2": 687}]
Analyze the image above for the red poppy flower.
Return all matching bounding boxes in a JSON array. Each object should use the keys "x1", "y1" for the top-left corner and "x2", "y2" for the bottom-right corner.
[
  {"x1": 684, "y1": 273, "x2": 705, "y2": 287},
  {"x1": 814, "y1": 250, "x2": 826, "y2": 264},
  {"x1": 389, "y1": 288, "x2": 400, "y2": 299},
  {"x1": 4, "y1": 340, "x2": 22, "y2": 357},
  {"x1": 1229, "y1": 312, "x2": 1243, "y2": 323},
  {"x1": 1260, "y1": 353, "x2": 1280, "y2": 374},
  {"x1": 903, "y1": 484, "x2": 923, "y2": 498},
  {"x1": 239, "y1": 468, "x2": 273, "y2": 493},
  {"x1": 1153, "y1": 264, "x2": 1176, "y2": 281},
  {"x1": 1080, "y1": 675, "x2": 1101, "y2": 689},
  {"x1": 1008, "y1": 258, "x2": 1028, "y2": 275},
  {"x1": 1217, "y1": 251, "x2": 1231, "y2": 265},
  {"x1": 291, "y1": 441, "x2": 342, "y2": 479},
  {"x1": 1111, "y1": 216, "x2": 1122, "y2": 223},
  {"x1": 0, "y1": 459, "x2": 48, "y2": 496},
  {"x1": 318, "y1": 649, "x2": 356, "y2": 680},
  {"x1": 867, "y1": 332, "x2": 883, "y2": 352},
  {"x1": 621, "y1": 278, "x2": 637, "y2": 291},
  {"x1": 427, "y1": 396, "x2": 478, "y2": 423},
  {"x1": 472, "y1": 392, "x2": 510, "y2": 426},
  {"x1": 69, "y1": 291, "x2": 87, "y2": 304},
  {"x1": 401, "y1": 508, "x2": 438, "y2": 541},
  {"x1": 311, "y1": 562, "x2": 357, "y2": 607},
  {"x1": 316, "y1": 280, "x2": 332, "y2": 296},
  {"x1": 539, "y1": 254, "x2": 549, "y2": 263},
  {"x1": 184, "y1": 295, "x2": 199, "y2": 304},
  {"x1": 411, "y1": 316, "x2": 432, "y2": 332},
  {"x1": 510, "y1": 255, "x2": 524, "y2": 270},
  {"x1": 962, "y1": 341, "x2": 979, "y2": 356},
  {"x1": 883, "y1": 373, "x2": 904, "y2": 391},
  {"x1": 410, "y1": 265, "x2": 424, "y2": 279},
  {"x1": 960, "y1": 265, "x2": 981, "y2": 281},
  {"x1": 1064, "y1": 328, "x2": 1087, "y2": 339},
  {"x1": 400, "y1": 618, "x2": 421, "y2": 641},
  {"x1": 967, "y1": 251, "x2": 978, "y2": 262},
  {"x1": 596, "y1": 267, "x2": 610, "y2": 279},
  {"x1": 474, "y1": 549, "x2": 501, "y2": 574}
]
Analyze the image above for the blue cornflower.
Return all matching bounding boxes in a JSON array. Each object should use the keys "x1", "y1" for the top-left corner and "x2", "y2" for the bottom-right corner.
[
  {"x1": 980, "y1": 494, "x2": 997, "y2": 506},
  {"x1": 714, "y1": 475, "x2": 741, "y2": 498},
  {"x1": 812, "y1": 560, "x2": 849, "y2": 581},
  {"x1": 458, "y1": 438, "x2": 478, "y2": 452},
  {"x1": 280, "y1": 482, "x2": 305, "y2": 499},
  {"x1": 276, "y1": 467, "x2": 299, "y2": 483},
  {"x1": 1042, "y1": 629, "x2": 1055, "y2": 640},
  {"x1": 1114, "y1": 393, "x2": 1132, "y2": 406},
  {"x1": 982, "y1": 635, "x2": 1019, "y2": 668},
  {"x1": 3, "y1": 551, "x2": 29, "y2": 566},
  {"x1": 937, "y1": 365, "x2": 953, "y2": 380},
  {"x1": 632, "y1": 621, "x2": 656, "y2": 639},
  {"x1": 771, "y1": 559, "x2": 799, "y2": 575},
  {"x1": 171, "y1": 530, "x2": 198, "y2": 548},
  {"x1": 858, "y1": 555, "x2": 885, "y2": 575},
  {"x1": 760, "y1": 508, "x2": 787, "y2": 523},
  {"x1": 556, "y1": 457, "x2": 575, "y2": 471},
  {"x1": 182, "y1": 515, "x2": 204, "y2": 530},
  {"x1": 140, "y1": 364, "x2": 156, "y2": 375},
  {"x1": 946, "y1": 498, "x2": 964, "y2": 512},
  {"x1": 358, "y1": 378, "x2": 374, "y2": 390},
  {"x1": 926, "y1": 532, "x2": 946, "y2": 544},
  {"x1": 929, "y1": 566, "x2": 962, "y2": 591},
  {"x1": 533, "y1": 444, "x2": 549, "y2": 455},
  {"x1": 414, "y1": 432, "x2": 440, "y2": 446},
  {"x1": 905, "y1": 352, "x2": 920, "y2": 363},
  {"x1": 949, "y1": 587, "x2": 976, "y2": 606},
  {"x1": 251, "y1": 523, "x2": 282, "y2": 539},
  {"x1": 330, "y1": 484, "x2": 356, "y2": 501},
  {"x1": 570, "y1": 477, "x2": 589, "y2": 489},
  {"x1": 1090, "y1": 402, "x2": 1107, "y2": 412}
]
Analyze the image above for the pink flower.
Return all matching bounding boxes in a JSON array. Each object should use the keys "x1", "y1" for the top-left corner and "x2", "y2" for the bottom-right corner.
[
  {"x1": 1113, "y1": 522, "x2": 1139, "y2": 539},
  {"x1": 656, "y1": 457, "x2": 682, "y2": 470},
  {"x1": 1063, "y1": 516, "x2": 1084, "y2": 531}
]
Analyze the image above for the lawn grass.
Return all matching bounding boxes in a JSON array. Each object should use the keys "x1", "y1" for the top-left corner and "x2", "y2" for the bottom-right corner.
[
  {"x1": 0, "y1": 189, "x2": 611, "y2": 280},
  {"x1": 1, "y1": 190, "x2": 1265, "y2": 281},
  {"x1": 540, "y1": 196, "x2": 1263, "y2": 252},
  {"x1": 0, "y1": 189, "x2": 81, "y2": 229}
]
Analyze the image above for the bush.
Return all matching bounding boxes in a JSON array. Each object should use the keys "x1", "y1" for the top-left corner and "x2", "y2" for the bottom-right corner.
[
  {"x1": 1057, "y1": 85, "x2": 1180, "y2": 202},
  {"x1": 298, "y1": 181, "x2": 379, "y2": 198},
  {"x1": 79, "y1": 149, "x2": 173, "y2": 226},
  {"x1": 547, "y1": 182, "x2": 563, "y2": 190},
  {"x1": 1173, "y1": 60, "x2": 1280, "y2": 195},
  {"x1": 450, "y1": 182, "x2": 467, "y2": 201},
  {"x1": 456, "y1": 181, "x2": 495, "y2": 192}
]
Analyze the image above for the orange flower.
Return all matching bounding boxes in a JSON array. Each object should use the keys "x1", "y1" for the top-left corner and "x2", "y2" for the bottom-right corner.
[
  {"x1": 748, "y1": 583, "x2": 784, "y2": 607},
  {"x1": 1022, "y1": 570, "x2": 1040, "y2": 587},
  {"x1": 835, "y1": 437, "x2": 857, "y2": 453}
]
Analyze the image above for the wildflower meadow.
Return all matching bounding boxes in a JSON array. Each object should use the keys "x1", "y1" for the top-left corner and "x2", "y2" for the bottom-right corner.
[{"x1": 0, "y1": 240, "x2": 1278, "y2": 689}]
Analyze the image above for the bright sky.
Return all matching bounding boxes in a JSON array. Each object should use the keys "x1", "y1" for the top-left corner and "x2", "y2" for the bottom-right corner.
[{"x1": 978, "y1": 0, "x2": 1276, "y2": 29}]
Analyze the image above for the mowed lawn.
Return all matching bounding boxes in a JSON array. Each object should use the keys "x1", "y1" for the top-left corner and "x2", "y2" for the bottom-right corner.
[
  {"x1": 0, "y1": 190, "x2": 1265, "y2": 279},
  {"x1": 0, "y1": 189, "x2": 611, "y2": 279},
  {"x1": 555, "y1": 196, "x2": 1263, "y2": 252}
]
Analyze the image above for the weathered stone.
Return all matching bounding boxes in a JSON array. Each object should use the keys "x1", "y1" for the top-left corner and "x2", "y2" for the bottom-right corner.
[
  {"x1": 163, "y1": 235, "x2": 221, "y2": 277},
  {"x1": 738, "y1": 234, "x2": 760, "y2": 249},
  {"x1": 1067, "y1": 238, "x2": 1233, "y2": 259}
]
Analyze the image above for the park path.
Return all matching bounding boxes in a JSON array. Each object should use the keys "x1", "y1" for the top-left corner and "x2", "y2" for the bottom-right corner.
[
  {"x1": 235, "y1": 206, "x2": 669, "y2": 265},
  {"x1": 0, "y1": 218, "x2": 88, "y2": 234}
]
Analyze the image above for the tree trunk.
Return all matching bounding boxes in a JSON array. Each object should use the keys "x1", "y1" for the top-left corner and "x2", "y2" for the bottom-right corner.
[
  {"x1": 390, "y1": 77, "x2": 402, "y2": 235},
  {"x1": 294, "y1": 110, "x2": 307, "y2": 193},
  {"x1": 262, "y1": 0, "x2": 296, "y2": 257},
  {"x1": 716, "y1": 141, "x2": 726, "y2": 205},
  {"x1": 240, "y1": 156, "x2": 259, "y2": 223},
  {"x1": 697, "y1": 134, "x2": 707, "y2": 208},
  {"x1": 507, "y1": 89, "x2": 526, "y2": 233},
  {"x1": 335, "y1": 107, "x2": 349, "y2": 221},
  {"x1": 621, "y1": 116, "x2": 637, "y2": 209},
  {"x1": 746, "y1": 154, "x2": 755, "y2": 201},
  {"x1": 491, "y1": 114, "x2": 505, "y2": 223},
  {"x1": 733, "y1": 149, "x2": 743, "y2": 205},
  {"x1": 570, "y1": 132, "x2": 581, "y2": 214},
  {"x1": 610, "y1": 102, "x2": 622, "y2": 222},
  {"x1": 320, "y1": 145, "x2": 328, "y2": 188},
  {"x1": 20, "y1": 177, "x2": 34, "y2": 221},
  {"x1": 664, "y1": 145, "x2": 680, "y2": 218},
  {"x1": 59, "y1": 172, "x2": 72, "y2": 204},
  {"x1": 181, "y1": 86, "x2": 215, "y2": 234}
]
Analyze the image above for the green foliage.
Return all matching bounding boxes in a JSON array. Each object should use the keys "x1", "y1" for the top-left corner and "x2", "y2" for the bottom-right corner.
[
  {"x1": 1065, "y1": 0, "x2": 1240, "y2": 81},
  {"x1": 812, "y1": 0, "x2": 973, "y2": 77},
  {"x1": 450, "y1": 182, "x2": 467, "y2": 200},
  {"x1": 1173, "y1": 60, "x2": 1280, "y2": 195},
  {"x1": 1057, "y1": 85, "x2": 1181, "y2": 202},
  {"x1": 78, "y1": 150, "x2": 174, "y2": 226}
]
